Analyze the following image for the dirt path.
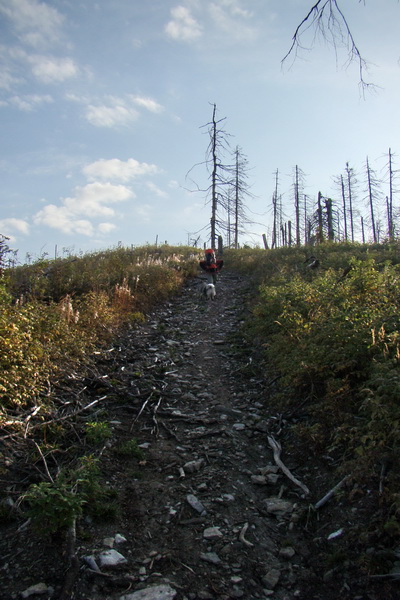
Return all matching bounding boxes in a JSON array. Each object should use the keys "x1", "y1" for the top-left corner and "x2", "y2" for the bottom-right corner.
[{"x1": 1, "y1": 270, "x2": 389, "y2": 600}]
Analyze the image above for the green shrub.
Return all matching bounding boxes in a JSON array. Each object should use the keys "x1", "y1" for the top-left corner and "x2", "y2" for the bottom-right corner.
[
  {"x1": 113, "y1": 438, "x2": 145, "y2": 460},
  {"x1": 25, "y1": 455, "x2": 116, "y2": 534},
  {"x1": 85, "y1": 421, "x2": 112, "y2": 445},
  {"x1": 246, "y1": 250, "x2": 400, "y2": 469}
]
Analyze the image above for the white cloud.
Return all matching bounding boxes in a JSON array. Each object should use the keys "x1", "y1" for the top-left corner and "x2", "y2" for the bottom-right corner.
[
  {"x1": 0, "y1": 0, "x2": 64, "y2": 48},
  {"x1": 146, "y1": 181, "x2": 168, "y2": 198},
  {"x1": 63, "y1": 182, "x2": 134, "y2": 217},
  {"x1": 9, "y1": 93, "x2": 53, "y2": 111},
  {"x1": 85, "y1": 102, "x2": 139, "y2": 128},
  {"x1": 67, "y1": 94, "x2": 163, "y2": 128},
  {"x1": 0, "y1": 217, "x2": 29, "y2": 235},
  {"x1": 165, "y1": 6, "x2": 203, "y2": 42},
  {"x1": 215, "y1": 0, "x2": 253, "y2": 19},
  {"x1": 130, "y1": 95, "x2": 164, "y2": 113},
  {"x1": 208, "y1": 1, "x2": 257, "y2": 41},
  {"x1": 34, "y1": 183, "x2": 134, "y2": 235},
  {"x1": 34, "y1": 204, "x2": 94, "y2": 236},
  {"x1": 28, "y1": 55, "x2": 79, "y2": 83},
  {"x1": 0, "y1": 67, "x2": 21, "y2": 91},
  {"x1": 97, "y1": 222, "x2": 116, "y2": 234},
  {"x1": 83, "y1": 158, "x2": 159, "y2": 182}
]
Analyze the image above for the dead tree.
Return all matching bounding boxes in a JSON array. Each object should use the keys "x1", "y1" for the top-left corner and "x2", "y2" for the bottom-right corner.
[
  {"x1": 365, "y1": 156, "x2": 381, "y2": 243},
  {"x1": 187, "y1": 104, "x2": 231, "y2": 248},
  {"x1": 292, "y1": 165, "x2": 306, "y2": 246},
  {"x1": 271, "y1": 169, "x2": 279, "y2": 249},
  {"x1": 345, "y1": 161, "x2": 358, "y2": 242},
  {"x1": 340, "y1": 174, "x2": 348, "y2": 241},
  {"x1": 206, "y1": 104, "x2": 231, "y2": 248},
  {"x1": 229, "y1": 146, "x2": 254, "y2": 249},
  {"x1": 385, "y1": 148, "x2": 398, "y2": 241}
]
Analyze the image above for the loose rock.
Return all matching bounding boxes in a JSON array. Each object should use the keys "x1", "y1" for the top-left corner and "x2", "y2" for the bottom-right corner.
[
  {"x1": 98, "y1": 549, "x2": 128, "y2": 568},
  {"x1": 120, "y1": 584, "x2": 177, "y2": 600}
]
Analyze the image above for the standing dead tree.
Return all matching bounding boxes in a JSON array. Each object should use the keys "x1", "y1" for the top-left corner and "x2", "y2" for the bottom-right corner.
[
  {"x1": 383, "y1": 148, "x2": 398, "y2": 241},
  {"x1": 292, "y1": 165, "x2": 306, "y2": 246},
  {"x1": 186, "y1": 104, "x2": 231, "y2": 249},
  {"x1": 271, "y1": 169, "x2": 279, "y2": 249},
  {"x1": 205, "y1": 104, "x2": 232, "y2": 249},
  {"x1": 334, "y1": 163, "x2": 358, "y2": 242},
  {"x1": 364, "y1": 156, "x2": 382, "y2": 243},
  {"x1": 345, "y1": 161, "x2": 358, "y2": 242},
  {"x1": 228, "y1": 146, "x2": 254, "y2": 248}
]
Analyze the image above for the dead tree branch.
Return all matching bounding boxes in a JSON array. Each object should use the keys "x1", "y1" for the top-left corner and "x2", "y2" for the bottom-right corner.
[
  {"x1": 267, "y1": 435, "x2": 310, "y2": 496},
  {"x1": 282, "y1": 0, "x2": 375, "y2": 93}
]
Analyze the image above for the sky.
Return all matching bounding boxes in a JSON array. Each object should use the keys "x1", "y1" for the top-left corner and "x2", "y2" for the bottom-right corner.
[{"x1": 0, "y1": 0, "x2": 400, "y2": 263}]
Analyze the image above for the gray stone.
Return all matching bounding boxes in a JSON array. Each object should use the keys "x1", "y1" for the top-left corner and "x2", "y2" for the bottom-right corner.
[
  {"x1": 279, "y1": 546, "x2": 295, "y2": 559},
  {"x1": 203, "y1": 526, "x2": 223, "y2": 540},
  {"x1": 251, "y1": 475, "x2": 267, "y2": 485},
  {"x1": 186, "y1": 494, "x2": 207, "y2": 515},
  {"x1": 262, "y1": 568, "x2": 281, "y2": 589},
  {"x1": 264, "y1": 497, "x2": 293, "y2": 516},
  {"x1": 200, "y1": 551, "x2": 222, "y2": 564},
  {"x1": 183, "y1": 459, "x2": 204, "y2": 473},
  {"x1": 120, "y1": 584, "x2": 177, "y2": 600},
  {"x1": 99, "y1": 549, "x2": 128, "y2": 568},
  {"x1": 21, "y1": 583, "x2": 49, "y2": 598}
]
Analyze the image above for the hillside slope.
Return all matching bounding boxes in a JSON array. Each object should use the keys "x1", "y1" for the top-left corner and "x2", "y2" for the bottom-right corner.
[{"x1": 0, "y1": 269, "x2": 396, "y2": 600}]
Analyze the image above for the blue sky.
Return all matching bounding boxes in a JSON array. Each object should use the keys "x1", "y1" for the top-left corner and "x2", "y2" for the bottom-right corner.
[{"x1": 0, "y1": 0, "x2": 399, "y2": 262}]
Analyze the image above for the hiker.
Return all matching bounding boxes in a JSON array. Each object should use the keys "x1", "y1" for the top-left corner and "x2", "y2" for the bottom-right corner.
[{"x1": 199, "y1": 249, "x2": 223, "y2": 285}]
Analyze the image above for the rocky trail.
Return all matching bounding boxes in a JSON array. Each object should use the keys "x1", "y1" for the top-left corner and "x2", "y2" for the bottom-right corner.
[{"x1": 1, "y1": 271, "x2": 394, "y2": 600}]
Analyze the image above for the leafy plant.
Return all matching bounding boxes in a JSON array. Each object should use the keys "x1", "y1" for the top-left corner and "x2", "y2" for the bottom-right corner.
[
  {"x1": 24, "y1": 455, "x2": 117, "y2": 534},
  {"x1": 114, "y1": 438, "x2": 145, "y2": 460},
  {"x1": 85, "y1": 421, "x2": 112, "y2": 445}
]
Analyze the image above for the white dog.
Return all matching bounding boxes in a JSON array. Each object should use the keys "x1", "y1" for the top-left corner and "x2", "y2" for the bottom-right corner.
[{"x1": 200, "y1": 282, "x2": 216, "y2": 300}]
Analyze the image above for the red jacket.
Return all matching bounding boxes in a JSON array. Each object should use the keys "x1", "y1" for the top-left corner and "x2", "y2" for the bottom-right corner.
[{"x1": 199, "y1": 259, "x2": 224, "y2": 273}]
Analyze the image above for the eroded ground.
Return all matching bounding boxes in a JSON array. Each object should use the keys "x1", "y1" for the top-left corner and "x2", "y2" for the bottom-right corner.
[{"x1": 1, "y1": 270, "x2": 397, "y2": 600}]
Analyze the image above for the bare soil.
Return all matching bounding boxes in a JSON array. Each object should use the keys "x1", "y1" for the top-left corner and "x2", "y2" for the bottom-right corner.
[{"x1": 1, "y1": 270, "x2": 398, "y2": 600}]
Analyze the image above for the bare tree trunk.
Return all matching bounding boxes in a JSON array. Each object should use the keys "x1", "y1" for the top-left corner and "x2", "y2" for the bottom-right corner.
[
  {"x1": 304, "y1": 195, "x2": 309, "y2": 244},
  {"x1": 272, "y1": 169, "x2": 279, "y2": 249},
  {"x1": 234, "y1": 147, "x2": 239, "y2": 249},
  {"x1": 361, "y1": 216, "x2": 365, "y2": 244},
  {"x1": 346, "y1": 162, "x2": 355, "y2": 242},
  {"x1": 388, "y1": 148, "x2": 394, "y2": 241},
  {"x1": 210, "y1": 104, "x2": 218, "y2": 249},
  {"x1": 295, "y1": 165, "x2": 300, "y2": 245},
  {"x1": 340, "y1": 175, "x2": 348, "y2": 241},
  {"x1": 325, "y1": 197, "x2": 334, "y2": 240},
  {"x1": 317, "y1": 191, "x2": 324, "y2": 243},
  {"x1": 366, "y1": 156, "x2": 377, "y2": 243}
]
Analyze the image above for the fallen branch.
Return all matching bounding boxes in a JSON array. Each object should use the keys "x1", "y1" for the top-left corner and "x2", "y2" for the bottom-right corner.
[
  {"x1": 151, "y1": 396, "x2": 163, "y2": 436},
  {"x1": 0, "y1": 397, "x2": 107, "y2": 441},
  {"x1": 314, "y1": 475, "x2": 350, "y2": 509},
  {"x1": 267, "y1": 435, "x2": 310, "y2": 496},
  {"x1": 369, "y1": 573, "x2": 400, "y2": 581},
  {"x1": 133, "y1": 392, "x2": 154, "y2": 425},
  {"x1": 239, "y1": 522, "x2": 254, "y2": 547},
  {"x1": 32, "y1": 441, "x2": 54, "y2": 483}
]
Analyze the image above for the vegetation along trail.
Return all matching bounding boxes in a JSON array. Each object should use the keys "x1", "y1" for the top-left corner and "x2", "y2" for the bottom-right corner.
[{"x1": 1, "y1": 265, "x2": 397, "y2": 600}]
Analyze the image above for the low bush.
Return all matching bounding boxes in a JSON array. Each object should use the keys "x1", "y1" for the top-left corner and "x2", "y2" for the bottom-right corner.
[{"x1": 238, "y1": 244, "x2": 400, "y2": 480}]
